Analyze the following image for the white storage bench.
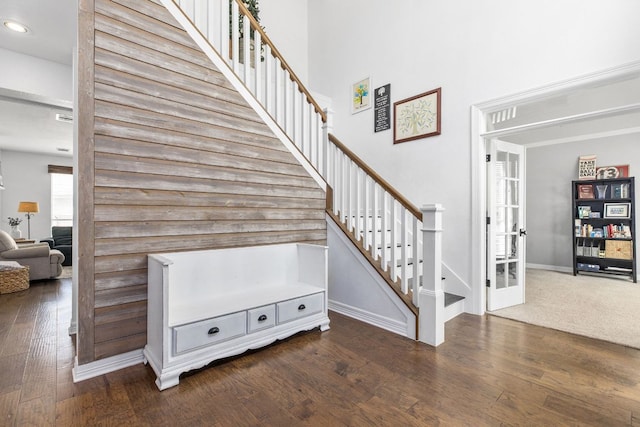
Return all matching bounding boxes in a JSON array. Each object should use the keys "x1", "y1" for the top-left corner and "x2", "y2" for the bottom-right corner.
[{"x1": 143, "y1": 243, "x2": 330, "y2": 390}]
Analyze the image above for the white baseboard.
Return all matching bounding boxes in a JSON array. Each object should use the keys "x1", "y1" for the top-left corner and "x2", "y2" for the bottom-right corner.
[
  {"x1": 72, "y1": 349, "x2": 144, "y2": 383},
  {"x1": 526, "y1": 263, "x2": 573, "y2": 273},
  {"x1": 329, "y1": 300, "x2": 414, "y2": 338}
]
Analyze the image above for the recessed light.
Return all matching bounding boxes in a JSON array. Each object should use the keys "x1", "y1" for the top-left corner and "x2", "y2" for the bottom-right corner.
[{"x1": 3, "y1": 20, "x2": 29, "y2": 34}]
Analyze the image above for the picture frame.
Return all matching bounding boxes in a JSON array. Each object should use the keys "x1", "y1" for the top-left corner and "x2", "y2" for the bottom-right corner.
[
  {"x1": 351, "y1": 77, "x2": 372, "y2": 114},
  {"x1": 577, "y1": 184, "x2": 594, "y2": 199},
  {"x1": 595, "y1": 164, "x2": 629, "y2": 179},
  {"x1": 393, "y1": 87, "x2": 441, "y2": 144},
  {"x1": 578, "y1": 154, "x2": 596, "y2": 180},
  {"x1": 604, "y1": 203, "x2": 631, "y2": 219}
]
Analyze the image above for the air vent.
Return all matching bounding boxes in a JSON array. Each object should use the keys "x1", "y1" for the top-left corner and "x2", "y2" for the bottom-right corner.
[
  {"x1": 490, "y1": 106, "x2": 517, "y2": 125},
  {"x1": 55, "y1": 113, "x2": 73, "y2": 123},
  {"x1": 57, "y1": 147, "x2": 70, "y2": 152}
]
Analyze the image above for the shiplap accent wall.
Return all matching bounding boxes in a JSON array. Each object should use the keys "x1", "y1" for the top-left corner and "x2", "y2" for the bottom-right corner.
[{"x1": 77, "y1": 0, "x2": 327, "y2": 363}]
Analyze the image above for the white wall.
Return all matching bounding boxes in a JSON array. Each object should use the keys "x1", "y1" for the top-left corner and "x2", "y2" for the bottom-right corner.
[
  {"x1": 0, "y1": 48, "x2": 73, "y2": 102},
  {"x1": 526, "y1": 135, "x2": 640, "y2": 270},
  {"x1": 1, "y1": 150, "x2": 73, "y2": 241},
  {"x1": 259, "y1": 0, "x2": 309, "y2": 86},
  {"x1": 306, "y1": 0, "x2": 640, "y2": 290}
]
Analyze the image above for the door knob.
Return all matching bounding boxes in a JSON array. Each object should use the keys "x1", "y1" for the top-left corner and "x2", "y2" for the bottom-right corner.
[{"x1": 519, "y1": 228, "x2": 527, "y2": 236}]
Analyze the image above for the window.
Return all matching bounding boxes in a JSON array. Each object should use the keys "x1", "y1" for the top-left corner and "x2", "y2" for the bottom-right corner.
[{"x1": 51, "y1": 173, "x2": 73, "y2": 226}]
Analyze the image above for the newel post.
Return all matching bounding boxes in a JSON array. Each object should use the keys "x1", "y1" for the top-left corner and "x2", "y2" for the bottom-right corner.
[{"x1": 419, "y1": 204, "x2": 445, "y2": 346}]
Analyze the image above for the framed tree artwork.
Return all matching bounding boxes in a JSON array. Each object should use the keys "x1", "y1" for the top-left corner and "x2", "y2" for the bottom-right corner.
[
  {"x1": 351, "y1": 77, "x2": 372, "y2": 114},
  {"x1": 394, "y1": 87, "x2": 441, "y2": 144}
]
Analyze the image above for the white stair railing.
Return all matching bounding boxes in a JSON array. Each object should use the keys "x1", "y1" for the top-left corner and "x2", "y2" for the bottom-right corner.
[
  {"x1": 168, "y1": 1, "x2": 445, "y2": 340},
  {"x1": 328, "y1": 134, "x2": 423, "y2": 306},
  {"x1": 175, "y1": 0, "x2": 328, "y2": 178}
]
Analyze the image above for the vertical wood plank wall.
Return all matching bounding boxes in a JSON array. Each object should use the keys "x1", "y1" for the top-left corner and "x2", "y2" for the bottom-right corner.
[{"x1": 78, "y1": 0, "x2": 327, "y2": 362}]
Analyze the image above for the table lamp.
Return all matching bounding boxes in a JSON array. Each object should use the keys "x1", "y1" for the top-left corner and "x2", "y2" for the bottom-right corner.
[{"x1": 17, "y1": 201, "x2": 39, "y2": 239}]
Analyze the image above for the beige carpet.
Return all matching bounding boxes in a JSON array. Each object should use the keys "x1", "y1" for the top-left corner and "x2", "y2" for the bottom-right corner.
[{"x1": 489, "y1": 268, "x2": 640, "y2": 349}]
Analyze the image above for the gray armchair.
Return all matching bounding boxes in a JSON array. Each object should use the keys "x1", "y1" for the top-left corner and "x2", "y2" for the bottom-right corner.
[
  {"x1": 41, "y1": 226, "x2": 72, "y2": 266},
  {"x1": 0, "y1": 230, "x2": 64, "y2": 280}
]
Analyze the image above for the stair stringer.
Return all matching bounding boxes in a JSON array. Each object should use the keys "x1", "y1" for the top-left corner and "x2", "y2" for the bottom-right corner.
[
  {"x1": 160, "y1": 0, "x2": 326, "y2": 190},
  {"x1": 327, "y1": 215, "x2": 417, "y2": 339},
  {"x1": 441, "y1": 262, "x2": 472, "y2": 313}
]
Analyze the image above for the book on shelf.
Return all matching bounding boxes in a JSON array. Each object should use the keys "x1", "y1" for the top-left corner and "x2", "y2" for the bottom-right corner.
[
  {"x1": 577, "y1": 184, "x2": 594, "y2": 199},
  {"x1": 605, "y1": 266, "x2": 632, "y2": 273},
  {"x1": 574, "y1": 219, "x2": 581, "y2": 237},
  {"x1": 603, "y1": 224, "x2": 632, "y2": 239},
  {"x1": 612, "y1": 183, "x2": 630, "y2": 199},
  {"x1": 579, "y1": 224, "x2": 593, "y2": 237}
]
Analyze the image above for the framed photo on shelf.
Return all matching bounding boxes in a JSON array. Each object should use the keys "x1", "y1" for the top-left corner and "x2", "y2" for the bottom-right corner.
[
  {"x1": 578, "y1": 206, "x2": 591, "y2": 219},
  {"x1": 578, "y1": 155, "x2": 596, "y2": 180},
  {"x1": 577, "y1": 184, "x2": 594, "y2": 199},
  {"x1": 351, "y1": 77, "x2": 372, "y2": 114},
  {"x1": 604, "y1": 203, "x2": 631, "y2": 219},
  {"x1": 595, "y1": 164, "x2": 629, "y2": 179},
  {"x1": 393, "y1": 87, "x2": 441, "y2": 144}
]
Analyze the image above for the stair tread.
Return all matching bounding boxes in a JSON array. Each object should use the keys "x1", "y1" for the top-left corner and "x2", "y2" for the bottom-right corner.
[{"x1": 444, "y1": 292, "x2": 464, "y2": 307}]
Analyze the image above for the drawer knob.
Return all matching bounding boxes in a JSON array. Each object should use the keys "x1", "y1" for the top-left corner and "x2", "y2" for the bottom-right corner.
[
  {"x1": 298, "y1": 304, "x2": 306, "y2": 311},
  {"x1": 258, "y1": 314, "x2": 268, "y2": 322},
  {"x1": 208, "y1": 327, "x2": 220, "y2": 335}
]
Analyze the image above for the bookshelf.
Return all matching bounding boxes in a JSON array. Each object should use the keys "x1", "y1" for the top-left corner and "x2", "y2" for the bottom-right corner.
[{"x1": 572, "y1": 177, "x2": 636, "y2": 282}]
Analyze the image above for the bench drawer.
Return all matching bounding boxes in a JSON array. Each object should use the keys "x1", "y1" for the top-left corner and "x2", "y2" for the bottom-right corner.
[
  {"x1": 173, "y1": 311, "x2": 246, "y2": 355},
  {"x1": 277, "y1": 293, "x2": 324, "y2": 324},
  {"x1": 247, "y1": 305, "x2": 276, "y2": 333}
]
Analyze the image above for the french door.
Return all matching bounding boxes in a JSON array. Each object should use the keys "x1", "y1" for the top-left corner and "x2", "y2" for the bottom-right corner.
[{"x1": 487, "y1": 139, "x2": 526, "y2": 311}]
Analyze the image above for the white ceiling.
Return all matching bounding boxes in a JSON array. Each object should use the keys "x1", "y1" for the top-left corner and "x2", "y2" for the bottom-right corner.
[
  {"x1": 0, "y1": 0, "x2": 76, "y2": 157},
  {"x1": 0, "y1": 0, "x2": 77, "y2": 66},
  {"x1": 0, "y1": 0, "x2": 638, "y2": 157}
]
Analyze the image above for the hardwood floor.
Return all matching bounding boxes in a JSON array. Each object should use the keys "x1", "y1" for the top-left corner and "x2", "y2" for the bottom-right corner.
[{"x1": 1, "y1": 278, "x2": 640, "y2": 426}]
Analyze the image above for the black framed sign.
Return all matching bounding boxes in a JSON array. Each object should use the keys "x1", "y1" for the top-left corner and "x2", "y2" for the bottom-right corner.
[{"x1": 374, "y1": 84, "x2": 391, "y2": 133}]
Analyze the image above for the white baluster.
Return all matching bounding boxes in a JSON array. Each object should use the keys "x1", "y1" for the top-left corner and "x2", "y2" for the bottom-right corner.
[
  {"x1": 370, "y1": 181, "x2": 378, "y2": 260},
  {"x1": 345, "y1": 160, "x2": 352, "y2": 231},
  {"x1": 400, "y1": 206, "x2": 407, "y2": 293},
  {"x1": 351, "y1": 168, "x2": 358, "y2": 239},
  {"x1": 254, "y1": 31, "x2": 262, "y2": 102},
  {"x1": 380, "y1": 190, "x2": 388, "y2": 271},
  {"x1": 274, "y1": 59, "x2": 282, "y2": 124},
  {"x1": 412, "y1": 215, "x2": 420, "y2": 305},
  {"x1": 308, "y1": 107, "x2": 316, "y2": 168},
  {"x1": 180, "y1": 0, "x2": 195, "y2": 21},
  {"x1": 323, "y1": 108, "x2": 333, "y2": 184},
  {"x1": 242, "y1": 15, "x2": 251, "y2": 84},
  {"x1": 362, "y1": 175, "x2": 370, "y2": 250},
  {"x1": 231, "y1": 1, "x2": 240, "y2": 73},
  {"x1": 335, "y1": 150, "x2": 342, "y2": 219},
  {"x1": 264, "y1": 45, "x2": 273, "y2": 115},
  {"x1": 194, "y1": 0, "x2": 206, "y2": 37},
  {"x1": 390, "y1": 199, "x2": 398, "y2": 281},
  {"x1": 211, "y1": 0, "x2": 225, "y2": 57}
]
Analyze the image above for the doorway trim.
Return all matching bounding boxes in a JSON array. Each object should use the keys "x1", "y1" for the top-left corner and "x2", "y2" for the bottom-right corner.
[{"x1": 470, "y1": 60, "x2": 640, "y2": 316}]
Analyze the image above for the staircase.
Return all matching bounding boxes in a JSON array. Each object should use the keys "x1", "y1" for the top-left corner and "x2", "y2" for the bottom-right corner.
[{"x1": 160, "y1": 0, "x2": 465, "y2": 345}]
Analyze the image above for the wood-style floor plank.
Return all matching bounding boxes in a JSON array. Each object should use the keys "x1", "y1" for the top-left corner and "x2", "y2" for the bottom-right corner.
[{"x1": 1, "y1": 277, "x2": 640, "y2": 426}]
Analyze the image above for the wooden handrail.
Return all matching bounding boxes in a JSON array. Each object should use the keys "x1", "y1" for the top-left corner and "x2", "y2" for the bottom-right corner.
[
  {"x1": 329, "y1": 134, "x2": 423, "y2": 220},
  {"x1": 234, "y1": 0, "x2": 327, "y2": 123}
]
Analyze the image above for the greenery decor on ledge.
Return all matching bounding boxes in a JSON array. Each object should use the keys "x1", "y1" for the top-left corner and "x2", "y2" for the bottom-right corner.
[
  {"x1": 230, "y1": 0, "x2": 262, "y2": 39},
  {"x1": 8, "y1": 217, "x2": 23, "y2": 226}
]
